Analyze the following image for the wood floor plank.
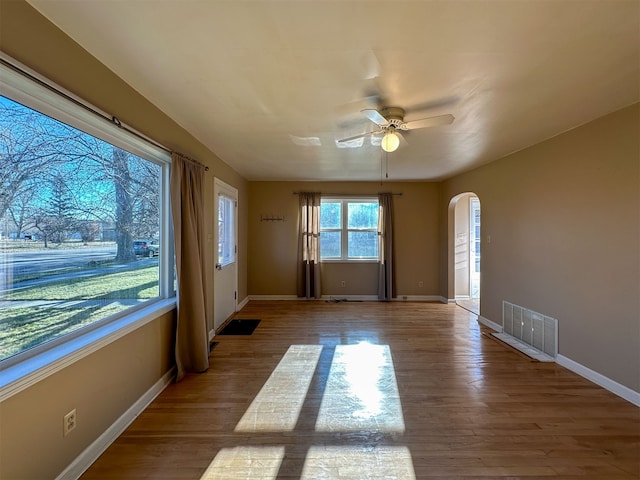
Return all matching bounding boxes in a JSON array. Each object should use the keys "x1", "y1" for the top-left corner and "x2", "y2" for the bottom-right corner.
[{"x1": 80, "y1": 301, "x2": 640, "y2": 479}]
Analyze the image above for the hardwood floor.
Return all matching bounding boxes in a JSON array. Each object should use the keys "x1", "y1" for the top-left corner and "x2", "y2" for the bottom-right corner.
[
  {"x1": 80, "y1": 301, "x2": 639, "y2": 479},
  {"x1": 456, "y1": 298, "x2": 480, "y2": 315}
]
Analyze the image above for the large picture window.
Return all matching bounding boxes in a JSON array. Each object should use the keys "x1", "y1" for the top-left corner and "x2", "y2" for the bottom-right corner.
[
  {"x1": 320, "y1": 198, "x2": 379, "y2": 260},
  {"x1": 0, "y1": 59, "x2": 173, "y2": 367}
]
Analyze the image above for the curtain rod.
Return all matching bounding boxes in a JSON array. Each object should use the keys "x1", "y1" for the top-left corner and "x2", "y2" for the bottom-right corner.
[
  {"x1": 173, "y1": 151, "x2": 209, "y2": 171},
  {"x1": 293, "y1": 192, "x2": 402, "y2": 196},
  {"x1": 1, "y1": 57, "x2": 209, "y2": 170}
]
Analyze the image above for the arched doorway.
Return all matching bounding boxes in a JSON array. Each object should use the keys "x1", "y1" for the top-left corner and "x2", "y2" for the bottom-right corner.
[{"x1": 449, "y1": 193, "x2": 481, "y2": 315}]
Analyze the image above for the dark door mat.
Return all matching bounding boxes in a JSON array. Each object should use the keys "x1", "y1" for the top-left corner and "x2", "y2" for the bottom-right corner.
[{"x1": 218, "y1": 319, "x2": 261, "y2": 335}]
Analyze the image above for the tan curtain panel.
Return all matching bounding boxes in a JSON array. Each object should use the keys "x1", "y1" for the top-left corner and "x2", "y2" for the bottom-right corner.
[
  {"x1": 296, "y1": 192, "x2": 322, "y2": 299},
  {"x1": 170, "y1": 153, "x2": 209, "y2": 381},
  {"x1": 378, "y1": 193, "x2": 396, "y2": 301}
]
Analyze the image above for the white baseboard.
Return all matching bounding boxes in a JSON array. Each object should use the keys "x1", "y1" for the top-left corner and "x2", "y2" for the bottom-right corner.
[
  {"x1": 237, "y1": 296, "x2": 249, "y2": 310},
  {"x1": 325, "y1": 295, "x2": 379, "y2": 301},
  {"x1": 392, "y1": 295, "x2": 444, "y2": 302},
  {"x1": 56, "y1": 367, "x2": 176, "y2": 480},
  {"x1": 249, "y1": 294, "x2": 378, "y2": 302},
  {"x1": 248, "y1": 295, "x2": 300, "y2": 301},
  {"x1": 478, "y1": 315, "x2": 503, "y2": 332},
  {"x1": 247, "y1": 294, "x2": 447, "y2": 303},
  {"x1": 556, "y1": 355, "x2": 640, "y2": 407},
  {"x1": 478, "y1": 315, "x2": 638, "y2": 406}
]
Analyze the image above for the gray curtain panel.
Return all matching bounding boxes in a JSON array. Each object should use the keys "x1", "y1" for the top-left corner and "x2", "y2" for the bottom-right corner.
[
  {"x1": 170, "y1": 153, "x2": 209, "y2": 381},
  {"x1": 296, "y1": 192, "x2": 322, "y2": 299},
  {"x1": 378, "y1": 193, "x2": 396, "y2": 301}
]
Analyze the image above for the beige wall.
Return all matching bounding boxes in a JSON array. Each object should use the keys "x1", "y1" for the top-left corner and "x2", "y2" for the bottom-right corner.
[
  {"x1": 0, "y1": 1, "x2": 248, "y2": 478},
  {"x1": 248, "y1": 181, "x2": 440, "y2": 297},
  {"x1": 0, "y1": 313, "x2": 174, "y2": 479},
  {"x1": 1, "y1": 2, "x2": 637, "y2": 478},
  {"x1": 439, "y1": 103, "x2": 640, "y2": 392}
]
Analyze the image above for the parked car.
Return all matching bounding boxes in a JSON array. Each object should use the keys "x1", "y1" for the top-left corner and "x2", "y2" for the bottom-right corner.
[
  {"x1": 133, "y1": 240, "x2": 159, "y2": 257},
  {"x1": 148, "y1": 241, "x2": 159, "y2": 256}
]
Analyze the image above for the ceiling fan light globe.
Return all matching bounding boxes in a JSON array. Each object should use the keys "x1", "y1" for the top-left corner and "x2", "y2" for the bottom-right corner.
[{"x1": 381, "y1": 132, "x2": 400, "y2": 152}]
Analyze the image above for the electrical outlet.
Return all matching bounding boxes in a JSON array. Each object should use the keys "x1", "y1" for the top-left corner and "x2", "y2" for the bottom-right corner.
[
  {"x1": 340, "y1": 280, "x2": 346, "y2": 287},
  {"x1": 418, "y1": 281, "x2": 424, "y2": 287},
  {"x1": 63, "y1": 409, "x2": 76, "y2": 436}
]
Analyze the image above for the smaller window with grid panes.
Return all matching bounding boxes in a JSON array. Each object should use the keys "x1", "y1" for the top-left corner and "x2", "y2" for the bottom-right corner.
[{"x1": 320, "y1": 198, "x2": 379, "y2": 260}]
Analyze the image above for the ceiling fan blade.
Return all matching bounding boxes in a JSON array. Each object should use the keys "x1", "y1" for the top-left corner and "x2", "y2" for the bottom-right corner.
[
  {"x1": 403, "y1": 96, "x2": 460, "y2": 115},
  {"x1": 403, "y1": 114, "x2": 455, "y2": 130},
  {"x1": 361, "y1": 108, "x2": 388, "y2": 126},
  {"x1": 337, "y1": 129, "x2": 384, "y2": 143}
]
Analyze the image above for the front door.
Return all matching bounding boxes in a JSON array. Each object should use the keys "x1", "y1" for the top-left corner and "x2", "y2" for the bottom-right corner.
[{"x1": 214, "y1": 178, "x2": 238, "y2": 331}]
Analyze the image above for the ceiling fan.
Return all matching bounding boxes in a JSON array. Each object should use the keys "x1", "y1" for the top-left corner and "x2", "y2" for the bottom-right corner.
[{"x1": 338, "y1": 107, "x2": 455, "y2": 152}]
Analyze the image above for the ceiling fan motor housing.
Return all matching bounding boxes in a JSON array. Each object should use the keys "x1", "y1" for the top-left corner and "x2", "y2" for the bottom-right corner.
[{"x1": 379, "y1": 106, "x2": 406, "y2": 126}]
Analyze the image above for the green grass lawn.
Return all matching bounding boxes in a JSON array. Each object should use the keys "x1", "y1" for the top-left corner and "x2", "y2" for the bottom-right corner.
[{"x1": 0, "y1": 265, "x2": 160, "y2": 361}]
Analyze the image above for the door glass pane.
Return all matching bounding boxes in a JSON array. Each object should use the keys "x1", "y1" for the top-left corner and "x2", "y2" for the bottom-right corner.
[
  {"x1": 218, "y1": 195, "x2": 235, "y2": 266},
  {"x1": 469, "y1": 197, "x2": 481, "y2": 298}
]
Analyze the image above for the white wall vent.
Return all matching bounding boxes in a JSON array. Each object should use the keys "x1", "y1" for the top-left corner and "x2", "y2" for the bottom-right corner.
[{"x1": 498, "y1": 301, "x2": 558, "y2": 361}]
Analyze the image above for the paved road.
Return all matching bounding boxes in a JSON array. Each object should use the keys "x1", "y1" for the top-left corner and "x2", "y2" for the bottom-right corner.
[
  {"x1": 4, "y1": 246, "x2": 116, "y2": 277},
  {"x1": 0, "y1": 246, "x2": 157, "y2": 293}
]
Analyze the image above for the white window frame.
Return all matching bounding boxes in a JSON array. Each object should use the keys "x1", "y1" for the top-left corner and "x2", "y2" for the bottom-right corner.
[
  {"x1": 217, "y1": 193, "x2": 237, "y2": 268},
  {"x1": 320, "y1": 197, "x2": 379, "y2": 262},
  {"x1": 0, "y1": 53, "x2": 176, "y2": 401}
]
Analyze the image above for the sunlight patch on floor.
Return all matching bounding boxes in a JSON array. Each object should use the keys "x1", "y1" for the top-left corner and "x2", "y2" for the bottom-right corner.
[
  {"x1": 218, "y1": 342, "x2": 411, "y2": 478},
  {"x1": 301, "y1": 446, "x2": 416, "y2": 479},
  {"x1": 315, "y1": 343, "x2": 405, "y2": 433},
  {"x1": 235, "y1": 344, "x2": 323, "y2": 432},
  {"x1": 201, "y1": 446, "x2": 285, "y2": 480}
]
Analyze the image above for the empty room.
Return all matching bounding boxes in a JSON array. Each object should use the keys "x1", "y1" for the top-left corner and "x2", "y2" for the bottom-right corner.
[{"x1": 0, "y1": 1, "x2": 638, "y2": 479}]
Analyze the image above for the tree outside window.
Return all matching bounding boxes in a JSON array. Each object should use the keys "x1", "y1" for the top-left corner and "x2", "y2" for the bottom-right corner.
[{"x1": 0, "y1": 94, "x2": 166, "y2": 363}]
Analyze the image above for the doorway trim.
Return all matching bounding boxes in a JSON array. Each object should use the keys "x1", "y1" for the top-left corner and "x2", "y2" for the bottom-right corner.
[
  {"x1": 213, "y1": 177, "x2": 238, "y2": 336},
  {"x1": 447, "y1": 192, "x2": 481, "y2": 315}
]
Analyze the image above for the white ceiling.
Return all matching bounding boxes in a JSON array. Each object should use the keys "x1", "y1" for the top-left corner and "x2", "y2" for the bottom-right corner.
[{"x1": 27, "y1": 0, "x2": 639, "y2": 181}]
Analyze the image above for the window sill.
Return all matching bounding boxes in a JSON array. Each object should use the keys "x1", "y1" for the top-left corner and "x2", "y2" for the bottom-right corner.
[{"x1": 0, "y1": 298, "x2": 176, "y2": 402}]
